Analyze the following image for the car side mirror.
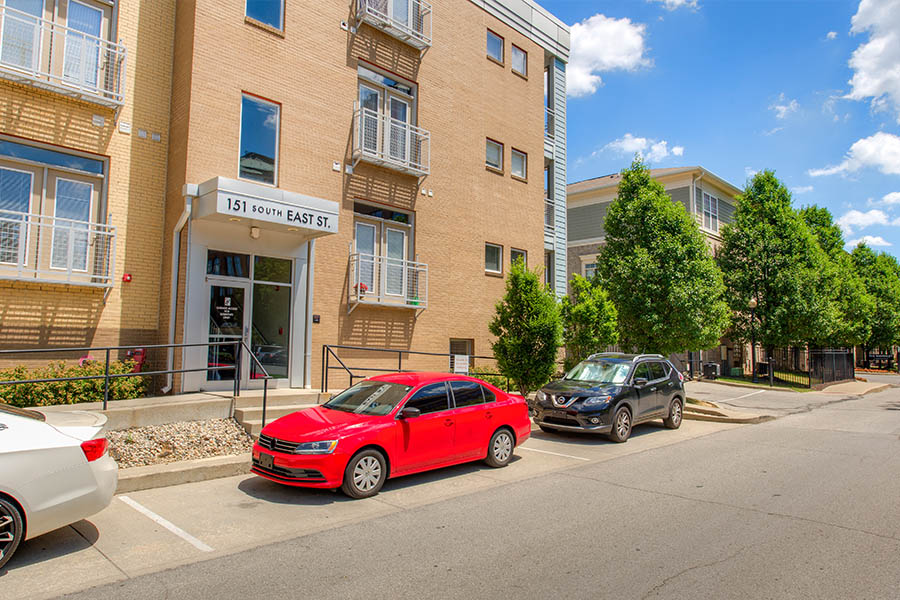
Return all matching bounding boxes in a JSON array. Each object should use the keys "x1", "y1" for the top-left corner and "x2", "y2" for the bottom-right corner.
[
  {"x1": 633, "y1": 377, "x2": 648, "y2": 387},
  {"x1": 399, "y1": 406, "x2": 421, "y2": 419}
]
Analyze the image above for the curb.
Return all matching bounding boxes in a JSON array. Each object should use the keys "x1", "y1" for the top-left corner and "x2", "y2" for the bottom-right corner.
[
  {"x1": 684, "y1": 399, "x2": 775, "y2": 425},
  {"x1": 690, "y1": 379, "x2": 803, "y2": 393},
  {"x1": 116, "y1": 453, "x2": 251, "y2": 494}
]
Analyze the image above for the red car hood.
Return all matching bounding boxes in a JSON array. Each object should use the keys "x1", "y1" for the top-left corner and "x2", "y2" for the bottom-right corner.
[{"x1": 261, "y1": 405, "x2": 383, "y2": 442}]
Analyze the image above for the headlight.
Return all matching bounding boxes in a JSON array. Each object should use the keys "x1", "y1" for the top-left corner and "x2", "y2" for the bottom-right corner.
[
  {"x1": 536, "y1": 390, "x2": 547, "y2": 402},
  {"x1": 292, "y1": 440, "x2": 339, "y2": 454},
  {"x1": 582, "y1": 395, "x2": 611, "y2": 406}
]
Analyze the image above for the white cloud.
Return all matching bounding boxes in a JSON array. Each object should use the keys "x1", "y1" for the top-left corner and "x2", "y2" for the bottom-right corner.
[
  {"x1": 764, "y1": 126, "x2": 785, "y2": 136},
  {"x1": 568, "y1": 14, "x2": 651, "y2": 97},
  {"x1": 847, "y1": 235, "x2": 892, "y2": 247},
  {"x1": 846, "y1": 0, "x2": 900, "y2": 123},
  {"x1": 745, "y1": 167, "x2": 759, "y2": 179},
  {"x1": 882, "y1": 191, "x2": 900, "y2": 204},
  {"x1": 808, "y1": 132, "x2": 900, "y2": 176},
  {"x1": 604, "y1": 133, "x2": 684, "y2": 163},
  {"x1": 837, "y1": 208, "x2": 889, "y2": 234},
  {"x1": 770, "y1": 93, "x2": 799, "y2": 119},
  {"x1": 791, "y1": 185, "x2": 814, "y2": 194},
  {"x1": 263, "y1": 110, "x2": 278, "y2": 129},
  {"x1": 826, "y1": 31, "x2": 838, "y2": 40},
  {"x1": 649, "y1": 0, "x2": 699, "y2": 10}
]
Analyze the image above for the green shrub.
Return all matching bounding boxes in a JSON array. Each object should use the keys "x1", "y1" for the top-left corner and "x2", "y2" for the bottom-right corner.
[
  {"x1": 470, "y1": 365, "x2": 513, "y2": 393},
  {"x1": 0, "y1": 360, "x2": 147, "y2": 407}
]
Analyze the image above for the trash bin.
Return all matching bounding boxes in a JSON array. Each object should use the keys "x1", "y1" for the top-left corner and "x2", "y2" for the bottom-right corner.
[{"x1": 703, "y1": 362, "x2": 720, "y2": 379}]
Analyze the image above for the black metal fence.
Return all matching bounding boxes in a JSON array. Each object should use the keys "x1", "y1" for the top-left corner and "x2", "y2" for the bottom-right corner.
[
  {"x1": 766, "y1": 347, "x2": 853, "y2": 388},
  {"x1": 809, "y1": 348, "x2": 854, "y2": 387}
]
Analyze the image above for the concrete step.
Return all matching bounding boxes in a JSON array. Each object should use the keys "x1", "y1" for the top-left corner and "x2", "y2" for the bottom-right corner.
[
  {"x1": 232, "y1": 393, "x2": 323, "y2": 409},
  {"x1": 234, "y1": 403, "x2": 317, "y2": 424}
]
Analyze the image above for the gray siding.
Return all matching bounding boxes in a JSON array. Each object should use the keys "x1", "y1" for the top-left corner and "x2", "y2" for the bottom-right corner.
[
  {"x1": 549, "y1": 57, "x2": 567, "y2": 298},
  {"x1": 668, "y1": 186, "x2": 690, "y2": 214},
  {"x1": 567, "y1": 202, "x2": 608, "y2": 242},
  {"x1": 719, "y1": 199, "x2": 735, "y2": 225}
]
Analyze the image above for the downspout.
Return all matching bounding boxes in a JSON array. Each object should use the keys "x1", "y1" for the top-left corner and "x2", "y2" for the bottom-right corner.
[{"x1": 161, "y1": 185, "x2": 197, "y2": 393}]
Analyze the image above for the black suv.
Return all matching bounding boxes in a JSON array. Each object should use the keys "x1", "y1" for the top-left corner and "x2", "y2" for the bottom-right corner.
[{"x1": 533, "y1": 353, "x2": 685, "y2": 443}]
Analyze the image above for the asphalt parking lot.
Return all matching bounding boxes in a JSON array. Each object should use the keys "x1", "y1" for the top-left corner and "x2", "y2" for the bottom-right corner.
[{"x1": 2, "y1": 419, "x2": 740, "y2": 600}]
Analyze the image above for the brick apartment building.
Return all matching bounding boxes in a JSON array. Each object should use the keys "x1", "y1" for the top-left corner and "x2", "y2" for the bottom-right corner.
[{"x1": 0, "y1": 0, "x2": 569, "y2": 393}]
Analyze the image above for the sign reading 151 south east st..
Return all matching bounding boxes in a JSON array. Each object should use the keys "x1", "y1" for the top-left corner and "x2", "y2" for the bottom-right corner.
[{"x1": 216, "y1": 192, "x2": 338, "y2": 234}]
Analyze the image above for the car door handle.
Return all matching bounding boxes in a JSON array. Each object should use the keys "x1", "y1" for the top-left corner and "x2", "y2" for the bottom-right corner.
[
  {"x1": 485, "y1": 411, "x2": 493, "y2": 419},
  {"x1": 444, "y1": 418, "x2": 454, "y2": 427}
]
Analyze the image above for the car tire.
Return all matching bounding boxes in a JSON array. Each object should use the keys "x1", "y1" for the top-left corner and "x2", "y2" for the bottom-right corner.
[
  {"x1": 340, "y1": 449, "x2": 387, "y2": 499},
  {"x1": 0, "y1": 497, "x2": 24, "y2": 571},
  {"x1": 608, "y1": 406, "x2": 632, "y2": 443},
  {"x1": 484, "y1": 428, "x2": 514, "y2": 468},
  {"x1": 663, "y1": 398, "x2": 683, "y2": 429}
]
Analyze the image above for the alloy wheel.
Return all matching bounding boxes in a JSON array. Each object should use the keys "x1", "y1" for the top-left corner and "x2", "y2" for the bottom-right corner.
[
  {"x1": 493, "y1": 432, "x2": 512, "y2": 463},
  {"x1": 672, "y1": 401, "x2": 682, "y2": 426},
  {"x1": 352, "y1": 456, "x2": 383, "y2": 492},
  {"x1": 0, "y1": 505, "x2": 19, "y2": 565},
  {"x1": 616, "y1": 410, "x2": 631, "y2": 438}
]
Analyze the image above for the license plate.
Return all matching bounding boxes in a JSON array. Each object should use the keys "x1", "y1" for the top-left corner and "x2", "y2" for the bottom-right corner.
[{"x1": 258, "y1": 452, "x2": 274, "y2": 469}]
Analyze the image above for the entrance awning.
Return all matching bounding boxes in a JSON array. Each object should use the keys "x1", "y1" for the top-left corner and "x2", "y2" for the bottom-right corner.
[{"x1": 193, "y1": 176, "x2": 339, "y2": 236}]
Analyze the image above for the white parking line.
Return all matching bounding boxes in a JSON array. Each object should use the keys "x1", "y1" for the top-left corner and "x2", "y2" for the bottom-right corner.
[
  {"x1": 119, "y1": 495, "x2": 214, "y2": 553},
  {"x1": 518, "y1": 446, "x2": 590, "y2": 461},
  {"x1": 729, "y1": 390, "x2": 767, "y2": 401}
]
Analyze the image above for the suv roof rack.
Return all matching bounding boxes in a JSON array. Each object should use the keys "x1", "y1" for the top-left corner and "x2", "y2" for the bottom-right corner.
[{"x1": 635, "y1": 353, "x2": 664, "y2": 360}]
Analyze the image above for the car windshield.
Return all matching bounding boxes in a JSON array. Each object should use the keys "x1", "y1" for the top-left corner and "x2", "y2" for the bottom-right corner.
[
  {"x1": 324, "y1": 381, "x2": 412, "y2": 416},
  {"x1": 564, "y1": 360, "x2": 631, "y2": 384},
  {"x1": 0, "y1": 403, "x2": 46, "y2": 421}
]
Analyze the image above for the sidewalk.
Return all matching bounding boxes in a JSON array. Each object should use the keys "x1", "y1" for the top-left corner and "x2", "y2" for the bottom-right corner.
[{"x1": 820, "y1": 380, "x2": 892, "y2": 395}]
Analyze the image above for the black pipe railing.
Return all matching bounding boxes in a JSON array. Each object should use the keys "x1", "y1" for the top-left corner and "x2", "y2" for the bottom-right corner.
[
  {"x1": 321, "y1": 344, "x2": 509, "y2": 393},
  {"x1": 0, "y1": 340, "x2": 273, "y2": 426}
]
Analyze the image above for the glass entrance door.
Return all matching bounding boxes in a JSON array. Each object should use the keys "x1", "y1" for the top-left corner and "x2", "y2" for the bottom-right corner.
[{"x1": 207, "y1": 282, "x2": 250, "y2": 383}]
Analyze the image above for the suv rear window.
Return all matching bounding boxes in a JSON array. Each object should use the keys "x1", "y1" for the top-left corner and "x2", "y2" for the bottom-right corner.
[{"x1": 649, "y1": 362, "x2": 667, "y2": 380}]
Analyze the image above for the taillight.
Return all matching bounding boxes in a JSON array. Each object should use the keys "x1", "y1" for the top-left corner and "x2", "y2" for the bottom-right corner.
[
  {"x1": 81, "y1": 438, "x2": 109, "y2": 462},
  {"x1": 677, "y1": 371, "x2": 685, "y2": 383}
]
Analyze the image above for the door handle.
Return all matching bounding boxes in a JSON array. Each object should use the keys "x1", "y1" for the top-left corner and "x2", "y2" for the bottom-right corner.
[
  {"x1": 444, "y1": 418, "x2": 453, "y2": 427},
  {"x1": 485, "y1": 411, "x2": 493, "y2": 419}
]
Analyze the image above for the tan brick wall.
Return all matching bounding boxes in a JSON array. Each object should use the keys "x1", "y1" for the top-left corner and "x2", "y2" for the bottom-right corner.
[
  {"x1": 162, "y1": 0, "x2": 548, "y2": 389},
  {"x1": 0, "y1": 1, "x2": 175, "y2": 370}
]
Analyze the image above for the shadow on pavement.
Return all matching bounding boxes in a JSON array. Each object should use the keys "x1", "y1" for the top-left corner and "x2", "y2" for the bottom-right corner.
[
  {"x1": 529, "y1": 422, "x2": 667, "y2": 446},
  {"x1": 0, "y1": 520, "x2": 99, "y2": 576}
]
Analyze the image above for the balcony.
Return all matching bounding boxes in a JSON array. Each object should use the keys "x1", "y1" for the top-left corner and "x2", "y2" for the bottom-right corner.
[
  {"x1": 353, "y1": 105, "x2": 430, "y2": 177},
  {"x1": 348, "y1": 253, "x2": 428, "y2": 313},
  {"x1": 357, "y1": 0, "x2": 432, "y2": 50},
  {"x1": 545, "y1": 199, "x2": 555, "y2": 234},
  {"x1": 0, "y1": 211, "x2": 116, "y2": 288},
  {"x1": 545, "y1": 107, "x2": 556, "y2": 140},
  {"x1": 0, "y1": 5, "x2": 126, "y2": 107}
]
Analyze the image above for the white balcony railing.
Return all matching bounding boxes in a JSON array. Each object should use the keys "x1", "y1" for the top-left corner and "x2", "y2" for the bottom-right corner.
[
  {"x1": 545, "y1": 198, "x2": 555, "y2": 233},
  {"x1": 357, "y1": 0, "x2": 432, "y2": 49},
  {"x1": 0, "y1": 5, "x2": 126, "y2": 107},
  {"x1": 545, "y1": 107, "x2": 555, "y2": 140},
  {"x1": 348, "y1": 252, "x2": 428, "y2": 312},
  {"x1": 0, "y1": 211, "x2": 116, "y2": 288},
  {"x1": 353, "y1": 105, "x2": 430, "y2": 177}
]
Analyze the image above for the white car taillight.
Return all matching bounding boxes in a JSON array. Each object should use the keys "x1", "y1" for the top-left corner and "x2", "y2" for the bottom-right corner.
[{"x1": 81, "y1": 438, "x2": 109, "y2": 462}]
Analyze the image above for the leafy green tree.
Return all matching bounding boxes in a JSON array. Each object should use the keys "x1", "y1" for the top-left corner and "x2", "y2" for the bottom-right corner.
[
  {"x1": 851, "y1": 244, "x2": 900, "y2": 354},
  {"x1": 597, "y1": 158, "x2": 730, "y2": 355},
  {"x1": 560, "y1": 275, "x2": 619, "y2": 370},
  {"x1": 718, "y1": 171, "x2": 836, "y2": 352},
  {"x1": 800, "y1": 205, "x2": 873, "y2": 347},
  {"x1": 489, "y1": 259, "x2": 562, "y2": 396}
]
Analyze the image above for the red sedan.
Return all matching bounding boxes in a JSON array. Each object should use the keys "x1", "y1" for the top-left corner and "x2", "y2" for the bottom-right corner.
[{"x1": 251, "y1": 373, "x2": 531, "y2": 498}]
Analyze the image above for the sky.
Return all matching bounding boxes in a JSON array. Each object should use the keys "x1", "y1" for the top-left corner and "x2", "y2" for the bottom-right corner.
[{"x1": 540, "y1": 0, "x2": 900, "y2": 256}]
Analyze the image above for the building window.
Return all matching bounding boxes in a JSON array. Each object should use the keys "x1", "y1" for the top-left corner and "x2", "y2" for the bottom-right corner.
[
  {"x1": 486, "y1": 30, "x2": 503, "y2": 63},
  {"x1": 449, "y1": 338, "x2": 474, "y2": 372},
  {"x1": 485, "y1": 243, "x2": 502, "y2": 274},
  {"x1": 511, "y1": 44, "x2": 527, "y2": 76},
  {"x1": 703, "y1": 192, "x2": 719, "y2": 232},
  {"x1": 544, "y1": 250, "x2": 554, "y2": 285},
  {"x1": 353, "y1": 202, "x2": 412, "y2": 298},
  {"x1": 486, "y1": 139, "x2": 503, "y2": 171},
  {"x1": 584, "y1": 262, "x2": 597, "y2": 280},
  {"x1": 245, "y1": 0, "x2": 284, "y2": 30},
  {"x1": 511, "y1": 149, "x2": 527, "y2": 180},
  {"x1": 239, "y1": 94, "x2": 280, "y2": 186},
  {"x1": 510, "y1": 248, "x2": 526, "y2": 267}
]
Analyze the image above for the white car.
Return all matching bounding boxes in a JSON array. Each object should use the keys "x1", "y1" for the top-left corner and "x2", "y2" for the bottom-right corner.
[{"x1": 0, "y1": 404, "x2": 118, "y2": 570}]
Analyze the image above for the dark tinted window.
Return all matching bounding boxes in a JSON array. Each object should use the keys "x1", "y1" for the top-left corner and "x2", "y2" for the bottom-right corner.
[
  {"x1": 405, "y1": 382, "x2": 449, "y2": 415},
  {"x1": 481, "y1": 385, "x2": 496, "y2": 403},
  {"x1": 450, "y1": 380, "x2": 483, "y2": 408},
  {"x1": 649, "y1": 362, "x2": 667, "y2": 380},
  {"x1": 632, "y1": 363, "x2": 651, "y2": 381},
  {"x1": 324, "y1": 381, "x2": 411, "y2": 416}
]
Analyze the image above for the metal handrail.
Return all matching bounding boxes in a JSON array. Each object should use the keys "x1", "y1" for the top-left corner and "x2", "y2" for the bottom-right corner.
[
  {"x1": 321, "y1": 344, "x2": 508, "y2": 393},
  {"x1": 353, "y1": 105, "x2": 431, "y2": 176},
  {"x1": 0, "y1": 340, "x2": 274, "y2": 426},
  {"x1": 357, "y1": 0, "x2": 432, "y2": 49}
]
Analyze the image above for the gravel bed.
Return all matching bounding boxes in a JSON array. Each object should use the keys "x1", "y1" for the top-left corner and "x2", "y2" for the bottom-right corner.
[{"x1": 107, "y1": 418, "x2": 254, "y2": 468}]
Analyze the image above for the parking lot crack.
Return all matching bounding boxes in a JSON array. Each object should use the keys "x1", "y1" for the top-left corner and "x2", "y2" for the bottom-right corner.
[{"x1": 641, "y1": 544, "x2": 751, "y2": 599}]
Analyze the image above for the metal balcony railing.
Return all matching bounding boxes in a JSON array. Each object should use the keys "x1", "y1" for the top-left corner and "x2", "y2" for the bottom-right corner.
[
  {"x1": 348, "y1": 252, "x2": 428, "y2": 313},
  {"x1": 357, "y1": 0, "x2": 432, "y2": 49},
  {"x1": 353, "y1": 105, "x2": 430, "y2": 176},
  {"x1": 545, "y1": 107, "x2": 556, "y2": 140},
  {"x1": 0, "y1": 5, "x2": 126, "y2": 107},
  {"x1": 545, "y1": 199, "x2": 555, "y2": 233},
  {"x1": 0, "y1": 211, "x2": 116, "y2": 287}
]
